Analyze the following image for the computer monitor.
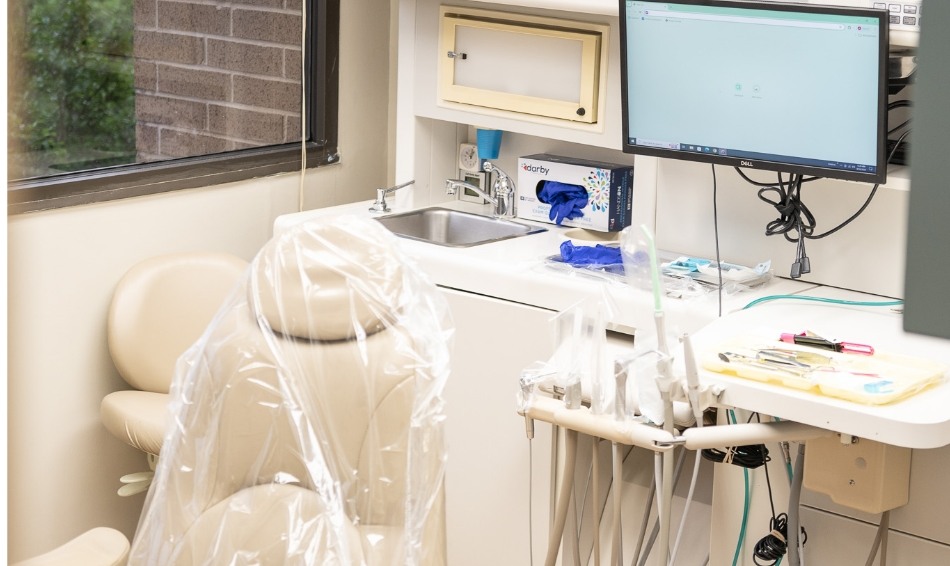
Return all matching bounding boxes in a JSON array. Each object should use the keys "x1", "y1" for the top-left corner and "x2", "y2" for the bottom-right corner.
[{"x1": 619, "y1": 0, "x2": 889, "y2": 184}]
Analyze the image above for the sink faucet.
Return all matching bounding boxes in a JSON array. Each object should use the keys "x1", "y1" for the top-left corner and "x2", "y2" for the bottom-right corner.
[
  {"x1": 445, "y1": 179, "x2": 498, "y2": 206},
  {"x1": 369, "y1": 179, "x2": 415, "y2": 213},
  {"x1": 483, "y1": 161, "x2": 516, "y2": 218},
  {"x1": 445, "y1": 160, "x2": 516, "y2": 218}
]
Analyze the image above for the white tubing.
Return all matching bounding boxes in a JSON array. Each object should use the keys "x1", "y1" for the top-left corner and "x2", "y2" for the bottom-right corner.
[
  {"x1": 632, "y1": 467, "x2": 656, "y2": 566},
  {"x1": 682, "y1": 420, "x2": 831, "y2": 450},
  {"x1": 545, "y1": 429, "x2": 579, "y2": 566},
  {"x1": 612, "y1": 442, "x2": 624, "y2": 566},
  {"x1": 670, "y1": 426, "x2": 703, "y2": 564},
  {"x1": 592, "y1": 440, "x2": 601, "y2": 566},
  {"x1": 658, "y1": 447, "x2": 674, "y2": 566},
  {"x1": 525, "y1": 397, "x2": 676, "y2": 450},
  {"x1": 787, "y1": 444, "x2": 806, "y2": 566},
  {"x1": 524, "y1": 398, "x2": 832, "y2": 452}
]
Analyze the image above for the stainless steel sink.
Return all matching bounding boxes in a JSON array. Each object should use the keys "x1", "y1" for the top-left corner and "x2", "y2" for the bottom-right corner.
[{"x1": 375, "y1": 207, "x2": 546, "y2": 247}]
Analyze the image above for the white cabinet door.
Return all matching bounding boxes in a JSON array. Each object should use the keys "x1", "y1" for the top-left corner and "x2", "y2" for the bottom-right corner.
[{"x1": 441, "y1": 287, "x2": 557, "y2": 565}]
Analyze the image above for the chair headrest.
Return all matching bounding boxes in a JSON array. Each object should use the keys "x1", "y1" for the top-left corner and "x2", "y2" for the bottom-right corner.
[{"x1": 251, "y1": 216, "x2": 407, "y2": 341}]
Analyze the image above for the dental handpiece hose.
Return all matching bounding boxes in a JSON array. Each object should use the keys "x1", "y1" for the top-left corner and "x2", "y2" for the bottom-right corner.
[{"x1": 643, "y1": 223, "x2": 675, "y2": 566}]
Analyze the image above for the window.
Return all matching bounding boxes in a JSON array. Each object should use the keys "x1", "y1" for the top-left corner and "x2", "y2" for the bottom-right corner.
[{"x1": 7, "y1": 0, "x2": 339, "y2": 214}]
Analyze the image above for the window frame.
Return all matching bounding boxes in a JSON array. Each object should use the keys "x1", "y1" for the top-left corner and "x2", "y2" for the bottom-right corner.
[{"x1": 7, "y1": 0, "x2": 340, "y2": 215}]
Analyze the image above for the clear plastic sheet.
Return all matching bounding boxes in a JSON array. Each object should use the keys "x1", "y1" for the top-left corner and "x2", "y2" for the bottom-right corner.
[{"x1": 128, "y1": 215, "x2": 453, "y2": 565}]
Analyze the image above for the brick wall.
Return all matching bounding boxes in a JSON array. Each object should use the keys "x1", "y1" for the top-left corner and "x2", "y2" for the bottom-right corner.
[{"x1": 133, "y1": 0, "x2": 302, "y2": 161}]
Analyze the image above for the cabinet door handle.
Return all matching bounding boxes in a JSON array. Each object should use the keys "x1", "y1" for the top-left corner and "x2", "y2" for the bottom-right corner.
[{"x1": 447, "y1": 50, "x2": 467, "y2": 60}]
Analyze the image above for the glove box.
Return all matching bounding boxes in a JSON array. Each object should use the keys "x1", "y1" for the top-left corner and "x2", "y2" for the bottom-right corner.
[{"x1": 516, "y1": 154, "x2": 633, "y2": 232}]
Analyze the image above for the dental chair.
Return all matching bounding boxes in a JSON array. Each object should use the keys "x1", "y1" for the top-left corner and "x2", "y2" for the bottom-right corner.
[
  {"x1": 100, "y1": 252, "x2": 248, "y2": 493},
  {"x1": 127, "y1": 216, "x2": 452, "y2": 565}
]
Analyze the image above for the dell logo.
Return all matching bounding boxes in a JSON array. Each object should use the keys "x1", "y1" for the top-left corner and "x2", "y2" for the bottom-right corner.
[{"x1": 740, "y1": 160, "x2": 754, "y2": 167}]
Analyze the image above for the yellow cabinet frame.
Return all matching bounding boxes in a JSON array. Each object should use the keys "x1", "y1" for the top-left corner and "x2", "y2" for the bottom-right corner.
[{"x1": 439, "y1": 6, "x2": 608, "y2": 124}]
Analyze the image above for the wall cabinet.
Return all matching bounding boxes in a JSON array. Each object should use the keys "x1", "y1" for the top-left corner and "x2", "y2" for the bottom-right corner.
[{"x1": 438, "y1": 6, "x2": 609, "y2": 124}]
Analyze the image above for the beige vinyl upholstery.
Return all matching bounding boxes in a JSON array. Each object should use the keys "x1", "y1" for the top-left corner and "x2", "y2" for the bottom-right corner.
[
  {"x1": 100, "y1": 252, "x2": 248, "y2": 455},
  {"x1": 12, "y1": 528, "x2": 129, "y2": 566},
  {"x1": 128, "y1": 217, "x2": 451, "y2": 565}
]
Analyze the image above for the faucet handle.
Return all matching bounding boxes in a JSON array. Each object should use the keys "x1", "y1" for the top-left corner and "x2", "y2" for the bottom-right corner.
[
  {"x1": 481, "y1": 161, "x2": 516, "y2": 218},
  {"x1": 482, "y1": 161, "x2": 513, "y2": 191}
]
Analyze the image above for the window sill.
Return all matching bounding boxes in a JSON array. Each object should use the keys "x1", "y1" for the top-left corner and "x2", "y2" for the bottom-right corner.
[{"x1": 7, "y1": 142, "x2": 338, "y2": 215}]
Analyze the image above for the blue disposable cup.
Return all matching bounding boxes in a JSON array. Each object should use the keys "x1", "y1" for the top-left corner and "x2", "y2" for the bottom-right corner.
[{"x1": 476, "y1": 129, "x2": 503, "y2": 160}]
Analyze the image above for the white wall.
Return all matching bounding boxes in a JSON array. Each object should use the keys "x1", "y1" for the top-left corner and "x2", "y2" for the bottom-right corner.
[
  {"x1": 397, "y1": 1, "x2": 950, "y2": 564},
  {"x1": 6, "y1": 0, "x2": 393, "y2": 560}
]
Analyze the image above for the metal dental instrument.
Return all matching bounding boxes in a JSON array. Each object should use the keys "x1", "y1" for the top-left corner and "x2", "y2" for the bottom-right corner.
[{"x1": 718, "y1": 351, "x2": 810, "y2": 376}]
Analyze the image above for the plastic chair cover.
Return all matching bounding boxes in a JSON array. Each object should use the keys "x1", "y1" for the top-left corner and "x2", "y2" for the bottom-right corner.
[{"x1": 128, "y1": 215, "x2": 453, "y2": 565}]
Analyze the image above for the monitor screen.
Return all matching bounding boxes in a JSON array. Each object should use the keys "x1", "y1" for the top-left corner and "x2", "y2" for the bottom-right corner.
[{"x1": 620, "y1": 0, "x2": 889, "y2": 183}]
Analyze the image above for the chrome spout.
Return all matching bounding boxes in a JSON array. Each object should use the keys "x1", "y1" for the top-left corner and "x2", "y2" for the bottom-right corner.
[{"x1": 445, "y1": 179, "x2": 498, "y2": 206}]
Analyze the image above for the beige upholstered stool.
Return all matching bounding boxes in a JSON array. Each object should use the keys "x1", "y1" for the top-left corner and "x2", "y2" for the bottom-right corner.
[
  {"x1": 99, "y1": 252, "x2": 247, "y2": 494},
  {"x1": 11, "y1": 527, "x2": 129, "y2": 566}
]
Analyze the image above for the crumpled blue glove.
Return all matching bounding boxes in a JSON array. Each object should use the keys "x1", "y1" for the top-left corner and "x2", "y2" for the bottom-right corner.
[
  {"x1": 538, "y1": 181, "x2": 589, "y2": 225},
  {"x1": 559, "y1": 240, "x2": 623, "y2": 267}
]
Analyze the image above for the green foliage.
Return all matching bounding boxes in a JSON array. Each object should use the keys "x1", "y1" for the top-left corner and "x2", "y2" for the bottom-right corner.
[{"x1": 9, "y1": 0, "x2": 135, "y2": 169}]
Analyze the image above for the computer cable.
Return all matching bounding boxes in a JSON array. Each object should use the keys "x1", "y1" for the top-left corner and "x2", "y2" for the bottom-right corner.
[
  {"x1": 753, "y1": 172, "x2": 814, "y2": 278},
  {"x1": 806, "y1": 128, "x2": 909, "y2": 242},
  {"x1": 752, "y1": 420, "x2": 807, "y2": 565},
  {"x1": 889, "y1": 118, "x2": 912, "y2": 136},
  {"x1": 735, "y1": 168, "x2": 821, "y2": 187},
  {"x1": 712, "y1": 164, "x2": 724, "y2": 317},
  {"x1": 739, "y1": 127, "x2": 910, "y2": 278}
]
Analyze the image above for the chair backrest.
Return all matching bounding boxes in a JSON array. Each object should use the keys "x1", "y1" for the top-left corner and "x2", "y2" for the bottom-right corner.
[
  {"x1": 108, "y1": 252, "x2": 248, "y2": 393},
  {"x1": 128, "y1": 216, "x2": 451, "y2": 565}
]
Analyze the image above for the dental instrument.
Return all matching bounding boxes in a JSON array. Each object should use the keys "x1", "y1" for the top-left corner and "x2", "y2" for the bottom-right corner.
[{"x1": 642, "y1": 224, "x2": 676, "y2": 566}]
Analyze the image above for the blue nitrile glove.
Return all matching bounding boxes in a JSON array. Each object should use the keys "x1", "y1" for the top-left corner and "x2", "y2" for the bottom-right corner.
[
  {"x1": 538, "y1": 181, "x2": 589, "y2": 225},
  {"x1": 559, "y1": 240, "x2": 623, "y2": 267}
]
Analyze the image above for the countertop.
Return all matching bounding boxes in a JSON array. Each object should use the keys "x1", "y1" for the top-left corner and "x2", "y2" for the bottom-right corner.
[
  {"x1": 275, "y1": 199, "x2": 950, "y2": 448},
  {"x1": 274, "y1": 199, "x2": 818, "y2": 336}
]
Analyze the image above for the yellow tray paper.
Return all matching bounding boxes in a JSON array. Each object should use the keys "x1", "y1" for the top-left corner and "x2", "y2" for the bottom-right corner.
[{"x1": 702, "y1": 337, "x2": 947, "y2": 405}]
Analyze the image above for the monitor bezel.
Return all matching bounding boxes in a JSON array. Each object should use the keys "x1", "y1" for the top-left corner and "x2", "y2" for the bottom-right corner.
[{"x1": 619, "y1": 0, "x2": 890, "y2": 184}]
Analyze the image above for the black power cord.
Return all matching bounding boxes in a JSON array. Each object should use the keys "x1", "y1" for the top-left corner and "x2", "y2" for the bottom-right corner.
[
  {"x1": 753, "y1": 513, "x2": 808, "y2": 566},
  {"x1": 752, "y1": 449, "x2": 807, "y2": 565},
  {"x1": 736, "y1": 128, "x2": 911, "y2": 278},
  {"x1": 701, "y1": 443, "x2": 770, "y2": 469}
]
